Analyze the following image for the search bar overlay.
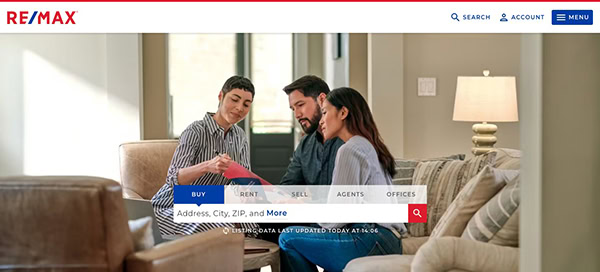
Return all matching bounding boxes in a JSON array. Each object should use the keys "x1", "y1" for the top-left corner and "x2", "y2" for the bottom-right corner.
[{"x1": 173, "y1": 185, "x2": 427, "y2": 223}]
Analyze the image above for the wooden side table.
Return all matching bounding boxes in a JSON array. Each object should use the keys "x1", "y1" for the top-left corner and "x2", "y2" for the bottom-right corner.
[{"x1": 244, "y1": 238, "x2": 280, "y2": 272}]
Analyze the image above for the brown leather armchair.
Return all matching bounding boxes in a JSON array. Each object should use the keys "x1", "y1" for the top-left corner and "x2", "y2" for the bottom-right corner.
[
  {"x1": 119, "y1": 140, "x2": 178, "y2": 200},
  {"x1": 0, "y1": 176, "x2": 243, "y2": 272}
]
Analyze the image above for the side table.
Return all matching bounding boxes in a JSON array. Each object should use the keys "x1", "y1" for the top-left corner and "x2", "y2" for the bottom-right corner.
[{"x1": 244, "y1": 238, "x2": 280, "y2": 272}]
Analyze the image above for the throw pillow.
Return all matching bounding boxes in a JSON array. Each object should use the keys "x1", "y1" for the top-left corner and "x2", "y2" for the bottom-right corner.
[
  {"x1": 489, "y1": 206, "x2": 519, "y2": 247},
  {"x1": 429, "y1": 166, "x2": 519, "y2": 238},
  {"x1": 407, "y1": 151, "x2": 496, "y2": 237},
  {"x1": 462, "y1": 175, "x2": 520, "y2": 247},
  {"x1": 392, "y1": 154, "x2": 466, "y2": 185},
  {"x1": 128, "y1": 216, "x2": 155, "y2": 251},
  {"x1": 493, "y1": 148, "x2": 521, "y2": 170}
]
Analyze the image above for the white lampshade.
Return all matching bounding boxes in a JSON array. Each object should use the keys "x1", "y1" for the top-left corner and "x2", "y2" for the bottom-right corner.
[{"x1": 453, "y1": 76, "x2": 519, "y2": 122}]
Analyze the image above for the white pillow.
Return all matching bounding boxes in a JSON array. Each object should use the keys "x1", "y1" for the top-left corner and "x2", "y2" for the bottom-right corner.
[{"x1": 128, "y1": 216, "x2": 155, "y2": 251}]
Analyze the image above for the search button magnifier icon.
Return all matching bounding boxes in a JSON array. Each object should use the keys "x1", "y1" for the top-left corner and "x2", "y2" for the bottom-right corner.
[
  {"x1": 451, "y1": 13, "x2": 460, "y2": 22},
  {"x1": 413, "y1": 209, "x2": 422, "y2": 218}
]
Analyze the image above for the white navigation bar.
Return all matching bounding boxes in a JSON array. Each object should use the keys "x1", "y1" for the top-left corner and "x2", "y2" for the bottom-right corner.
[{"x1": 0, "y1": 2, "x2": 598, "y2": 33}]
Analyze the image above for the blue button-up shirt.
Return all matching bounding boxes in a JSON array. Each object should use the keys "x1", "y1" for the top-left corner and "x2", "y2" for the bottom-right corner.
[{"x1": 280, "y1": 131, "x2": 344, "y2": 186}]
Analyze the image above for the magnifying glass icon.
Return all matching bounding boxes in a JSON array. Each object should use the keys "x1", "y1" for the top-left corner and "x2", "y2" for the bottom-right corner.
[
  {"x1": 451, "y1": 13, "x2": 460, "y2": 22},
  {"x1": 413, "y1": 209, "x2": 422, "y2": 218}
]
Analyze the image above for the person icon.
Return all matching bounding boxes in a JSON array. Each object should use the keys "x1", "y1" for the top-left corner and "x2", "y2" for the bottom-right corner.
[{"x1": 500, "y1": 13, "x2": 508, "y2": 22}]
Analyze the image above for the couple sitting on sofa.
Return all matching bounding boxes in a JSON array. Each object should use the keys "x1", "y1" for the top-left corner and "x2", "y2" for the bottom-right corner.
[{"x1": 151, "y1": 75, "x2": 405, "y2": 272}]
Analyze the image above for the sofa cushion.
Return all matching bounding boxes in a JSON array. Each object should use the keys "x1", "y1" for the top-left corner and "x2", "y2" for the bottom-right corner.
[
  {"x1": 401, "y1": 236, "x2": 429, "y2": 255},
  {"x1": 407, "y1": 152, "x2": 496, "y2": 237},
  {"x1": 412, "y1": 237, "x2": 519, "y2": 272},
  {"x1": 344, "y1": 254, "x2": 413, "y2": 272},
  {"x1": 493, "y1": 148, "x2": 521, "y2": 170},
  {"x1": 392, "y1": 154, "x2": 465, "y2": 185},
  {"x1": 461, "y1": 175, "x2": 520, "y2": 247},
  {"x1": 430, "y1": 166, "x2": 519, "y2": 238}
]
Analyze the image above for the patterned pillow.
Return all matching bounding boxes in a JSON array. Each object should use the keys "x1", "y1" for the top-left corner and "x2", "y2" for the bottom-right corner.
[
  {"x1": 462, "y1": 175, "x2": 520, "y2": 247},
  {"x1": 392, "y1": 154, "x2": 465, "y2": 185},
  {"x1": 430, "y1": 166, "x2": 519, "y2": 238},
  {"x1": 407, "y1": 152, "x2": 496, "y2": 237}
]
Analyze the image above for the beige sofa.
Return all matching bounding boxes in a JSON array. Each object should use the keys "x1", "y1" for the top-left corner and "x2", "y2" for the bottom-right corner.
[{"x1": 345, "y1": 148, "x2": 521, "y2": 272}]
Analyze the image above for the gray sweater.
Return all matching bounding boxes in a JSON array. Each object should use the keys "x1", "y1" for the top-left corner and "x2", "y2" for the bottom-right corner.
[{"x1": 319, "y1": 135, "x2": 407, "y2": 234}]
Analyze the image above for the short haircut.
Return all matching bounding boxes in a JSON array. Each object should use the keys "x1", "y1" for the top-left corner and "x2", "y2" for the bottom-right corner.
[
  {"x1": 282, "y1": 75, "x2": 330, "y2": 99},
  {"x1": 222, "y1": 75, "x2": 255, "y2": 98}
]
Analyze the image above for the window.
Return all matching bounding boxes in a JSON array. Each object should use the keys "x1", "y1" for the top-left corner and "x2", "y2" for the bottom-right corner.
[
  {"x1": 168, "y1": 34, "x2": 236, "y2": 137},
  {"x1": 168, "y1": 33, "x2": 294, "y2": 137},
  {"x1": 250, "y1": 34, "x2": 294, "y2": 134}
]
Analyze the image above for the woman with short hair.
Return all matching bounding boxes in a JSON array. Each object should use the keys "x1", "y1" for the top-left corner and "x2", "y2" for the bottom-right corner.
[{"x1": 151, "y1": 75, "x2": 257, "y2": 236}]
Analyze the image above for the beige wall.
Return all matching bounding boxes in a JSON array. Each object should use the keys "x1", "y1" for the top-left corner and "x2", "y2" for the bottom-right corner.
[
  {"x1": 307, "y1": 34, "x2": 324, "y2": 78},
  {"x1": 541, "y1": 34, "x2": 600, "y2": 272},
  {"x1": 0, "y1": 34, "x2": 142, "y2": 181},
  {"x1": 403, "y1": 34, "x2": 521, "y2": 158},
  {"x1": 367, "y1": 34, "x2": 521, "y2": 159},
  {"x1": 519, "y1": 34, "x2": 543, "y2": 272},
  {"x1": 142, "y1": 34, "x2": 169, "y2": 139},
  {"x1": 368, "y1": 34, "x2": 405, "y2": 157},
  {"x1": 349, "y1": 33, "x2": 368, "y2": 97}
]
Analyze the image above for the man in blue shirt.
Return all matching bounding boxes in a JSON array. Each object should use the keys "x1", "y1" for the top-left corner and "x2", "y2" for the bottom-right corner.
[
  {"x1": 260, "y1": 75, "x2": 344, "y2": 244},
  {"x1": 280, "y1": 75, "x2": 345, "y2": 186}
]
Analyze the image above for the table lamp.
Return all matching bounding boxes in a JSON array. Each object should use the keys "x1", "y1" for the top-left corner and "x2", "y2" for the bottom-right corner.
[{"x1": 453, "y1": 70, "x2": 518, "y2": 155}]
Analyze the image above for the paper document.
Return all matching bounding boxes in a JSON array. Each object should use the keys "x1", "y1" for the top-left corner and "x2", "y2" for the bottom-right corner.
[{"x1": 223, "y1": 162, "x2": 272, "y2": 185}]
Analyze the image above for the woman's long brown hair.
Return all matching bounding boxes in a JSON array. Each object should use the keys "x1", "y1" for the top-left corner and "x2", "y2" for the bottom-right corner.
[{"x1": 326, "y1": 87, "x2": 397, "y2": 177}]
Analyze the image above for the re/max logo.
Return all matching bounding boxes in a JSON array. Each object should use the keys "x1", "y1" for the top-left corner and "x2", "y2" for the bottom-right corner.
[{"x1": 7, "y1": 11, "x2": 76, "y2": 24}]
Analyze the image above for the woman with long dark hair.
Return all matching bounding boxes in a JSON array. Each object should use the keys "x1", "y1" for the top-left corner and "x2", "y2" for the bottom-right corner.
[{"x1": 279, "y1": 87, "x2": 405, "y2": 272}]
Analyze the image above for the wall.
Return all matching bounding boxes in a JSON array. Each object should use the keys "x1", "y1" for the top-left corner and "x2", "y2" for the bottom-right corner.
[
  {"x1": 541, "y1": 34, "x2": 600, "y2": 272},
  {"x1": 325, "y1": 33, "x2": 349, "y2": 89},
  {"x1": 519, "y1": 34, "x2": 543, "y2": 272},
  {"x1": 0, "y1": 34, "x2": 142, "y2": 181},
  {"x1": 402, "y1": 34, "x2": 521, "y2": 159},
  {"x1": 142, "y1": 34, "x2": 169, "y2": 139},
  {"x1": 307, "y1": 33, "x2": 324, "y2": 78},
  {"x1": 349, "y1": 33, "x2": 368, "y2": 98},
  {"x1": 368, "y1": 34, "x2": 405, "y2": 157}
]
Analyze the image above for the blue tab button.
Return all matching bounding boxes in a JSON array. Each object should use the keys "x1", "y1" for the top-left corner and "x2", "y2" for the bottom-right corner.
[
  {"x1": 174, "y1": 185, "x2": 225, "y2": 206},
  {"x1": 552, "y1": 10, "x2": 593, "y2": 25}
]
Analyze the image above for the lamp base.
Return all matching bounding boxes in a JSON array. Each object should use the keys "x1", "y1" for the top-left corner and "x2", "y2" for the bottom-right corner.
[{"x1": 471, "y1": 122, "x2": 497, "y2": 155}]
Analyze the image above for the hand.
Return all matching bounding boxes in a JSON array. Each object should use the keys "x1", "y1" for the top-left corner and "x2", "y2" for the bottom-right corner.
[{"x1": 205, "y1": 154, "x2": 232, "y2": 175}]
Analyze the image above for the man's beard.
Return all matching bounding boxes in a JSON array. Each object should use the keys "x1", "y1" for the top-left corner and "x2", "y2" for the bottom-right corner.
[{"x1": 299, "y1": 110, "x2": 322, "y2": 135}]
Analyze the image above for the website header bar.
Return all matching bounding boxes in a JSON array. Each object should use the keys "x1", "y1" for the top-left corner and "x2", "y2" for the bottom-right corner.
[{"x1": 0, "y1": 2, "x2": 598, "y2": 33}]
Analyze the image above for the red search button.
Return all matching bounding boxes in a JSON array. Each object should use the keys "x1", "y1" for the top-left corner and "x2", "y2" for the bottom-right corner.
[{"x1": 408, "y1": 204, "x2": 427, "y2": 223}]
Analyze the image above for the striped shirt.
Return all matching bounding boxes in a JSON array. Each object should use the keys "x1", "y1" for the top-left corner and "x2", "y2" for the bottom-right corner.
[
  {"x1": 151, "y1": 112, "x2": 258, "y2": 235},
  {"x1": 319, "y1": 135, "x2": 407, "y2": 234}
]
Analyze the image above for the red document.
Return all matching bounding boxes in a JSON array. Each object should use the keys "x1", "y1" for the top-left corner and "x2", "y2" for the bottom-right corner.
[{"x1": 223, "y1": 162, "x2": 273, "y2": 185}]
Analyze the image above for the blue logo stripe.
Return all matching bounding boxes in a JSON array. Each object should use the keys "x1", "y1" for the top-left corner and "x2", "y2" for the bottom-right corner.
[{"x1": 28, "y1": 11, "x2": 38, "y2": 24}]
